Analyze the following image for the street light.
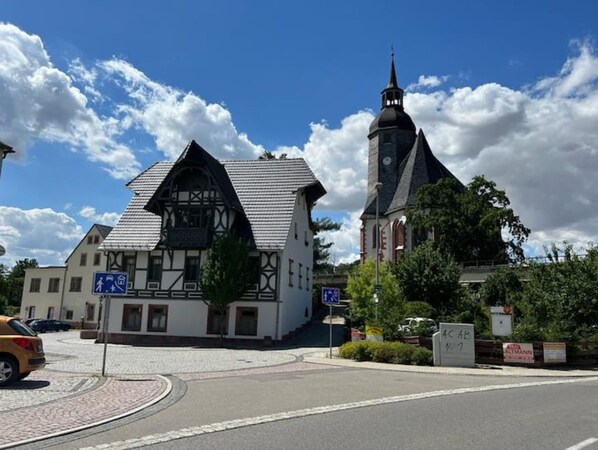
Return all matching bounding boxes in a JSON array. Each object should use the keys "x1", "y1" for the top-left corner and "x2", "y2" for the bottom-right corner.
[
  {"x1": 374, "y1": 182, "x2": 382, "y2": 321},
  {"x1": 0, "y1": 141, "x2": 15, "y2": 181}
]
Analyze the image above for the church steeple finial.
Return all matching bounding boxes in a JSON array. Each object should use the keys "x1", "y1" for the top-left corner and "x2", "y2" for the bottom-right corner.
[
  {"x1": 381, "y1": 47, "x2": 404, "y2": 110},
  {"x1": 387, "y1": 46, "x2": 398, "y2": 89}
]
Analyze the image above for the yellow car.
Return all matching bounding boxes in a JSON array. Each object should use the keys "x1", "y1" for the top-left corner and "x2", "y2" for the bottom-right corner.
[{"x1": 0, "y1": 315, "x2": 46, "y2": 385}]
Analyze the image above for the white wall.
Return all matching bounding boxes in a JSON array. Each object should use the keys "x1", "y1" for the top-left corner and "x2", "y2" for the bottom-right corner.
[
  {"x1": 279, "y1": 190, "x2": 313, "y2": 337},
  {"x1": 61, "y1": 225, "x2": 109, "y2": 323},
  {"x1": 20, "y1": 266, "x2": 65, "y2": 319},
  {"x1": 106, "y1": 298, "x2": 278, "y2": 339}
]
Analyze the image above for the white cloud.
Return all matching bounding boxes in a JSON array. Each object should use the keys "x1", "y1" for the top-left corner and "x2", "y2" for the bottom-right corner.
[
  {"x1": 277, "y1": 111, "x2": 373, "y2": 213},
  {"x1": 2, "y1": 23, "x2": 598, "y2": 266},
  {"x1": 298, "y1": 41, "x2": 598, "y2": 263},
  {"x1": 0, "y1": 207, "x2": 83, "y2": 266},
  {"x1": 0, "y1": 23, "x2": 140, "y2": 179},
  {"x1": 407, "y1": 74, "x2": 449, "y2": 91},
  {"x1": 96, "y1": 59, "x2": 266, "y2": 161},
  {"x1": 79, "y1": 206, "x2": 121, "y2": 226}
]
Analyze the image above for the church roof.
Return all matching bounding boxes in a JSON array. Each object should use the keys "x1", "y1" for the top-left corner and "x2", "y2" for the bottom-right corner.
[
  {"x1": 386, "y1": 129, "x2": 462, "y2": 213},
  {"x1": 368, "y1": 107, "x2": 416, "y2": 135},
  {"x1": 99, "y1": 144, "x2": 325, "y2": 252}
]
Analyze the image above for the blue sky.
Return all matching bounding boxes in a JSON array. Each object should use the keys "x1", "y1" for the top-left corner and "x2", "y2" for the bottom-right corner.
[{"x1": 1, "y1": 0, "x2": 598, "y2": 266}]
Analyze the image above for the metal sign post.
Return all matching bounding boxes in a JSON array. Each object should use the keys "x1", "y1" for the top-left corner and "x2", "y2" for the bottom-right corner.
[
  {"x1": 321, "y1": 287, "x2": 340, "y2": 359},
  {"x1": 101, "y1": 295, "x2": 111, "y2": 376},
  {"x1": 92, "y1": 272, "x2": 128, "y2": 377}
]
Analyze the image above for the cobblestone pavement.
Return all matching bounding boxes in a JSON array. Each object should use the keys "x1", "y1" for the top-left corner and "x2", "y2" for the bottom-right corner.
[
  {"x1": 0, "y1": 326, "x2": 336, "y2": 448},
  {"x1": 0, "y1": 373, "x2": 170, "y2": 449}
]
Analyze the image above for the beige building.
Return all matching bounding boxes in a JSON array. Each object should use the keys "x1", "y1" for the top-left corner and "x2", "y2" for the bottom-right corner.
[{"x1": 20, "y1": 224, "x2": 112, "y2": 327}]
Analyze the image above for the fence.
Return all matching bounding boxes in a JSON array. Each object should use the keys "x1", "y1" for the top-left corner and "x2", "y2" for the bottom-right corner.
[{"x1": 401, "y1": 336, "x2": 598, "y2": 367}]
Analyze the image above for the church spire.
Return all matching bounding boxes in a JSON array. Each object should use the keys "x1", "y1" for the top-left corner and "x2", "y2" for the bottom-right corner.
[{"x1": 381, "y1": 49, "x2": 404, "y2": 110}]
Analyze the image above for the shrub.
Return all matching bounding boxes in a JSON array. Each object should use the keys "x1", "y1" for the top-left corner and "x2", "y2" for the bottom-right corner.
[
  {"x1": 338, "y1": 341, "x2": 433, "y2": 366},
  {"x1": 411, "y1": 347, "x2": 434, "y2": 366}
]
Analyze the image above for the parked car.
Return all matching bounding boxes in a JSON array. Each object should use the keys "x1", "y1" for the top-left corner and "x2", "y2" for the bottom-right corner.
[
  {"x1": 398, "y1": 317, "x2": 438, "y2": 335},
  {"x1": 0, "y1": 316, "x2": 46, "y2": 385},
  {"x1": 23, "y1": 318, "x2": 42, "y2": 327},
  {"x1": 29, "y1": 319, "x2": 72, "y2": 333}
]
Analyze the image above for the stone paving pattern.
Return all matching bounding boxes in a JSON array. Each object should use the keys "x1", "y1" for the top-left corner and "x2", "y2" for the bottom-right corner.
[
  {"x1": 0, "y1": 375, "x2": 168, "y2": 448},
  {"x1": 4, "y1": 320, "x2": 597, "y2": 449}
]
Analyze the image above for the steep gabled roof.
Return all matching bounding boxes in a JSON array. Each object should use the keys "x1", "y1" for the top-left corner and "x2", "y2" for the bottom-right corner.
[
  {"x1": 386, "y1": 129, "x2": 462, "y2": 213},
  {"x1": 145, "y1": 140, "x2": 243, "y2": 215},
  {"x1": 99, "y1": 145, "x2": 325, "y2": 252},
  {"x1": 223, "y1": 159, "x2": 325, "y2": 250},
  {"x1": 95, "y1": 224, "x2": 113, "y2": 238},
  {"x1": 99, "y1": 162, "x2": 171, "y2": 251}
]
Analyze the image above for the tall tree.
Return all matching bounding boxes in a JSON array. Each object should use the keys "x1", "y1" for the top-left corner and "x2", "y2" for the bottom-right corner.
[
  {"x1": 408, "y1": 176, "x2": 530, "y2": 264},
  {"x1": 258, "y1": 150, "x2": 287, "y2": 160},
  {"x1": 200, "y1": 234, "x2": 254, "y2": 346},
  {"x1": 393, "y1": 241, "x2": 465, "y2": 318},
  {"x1": 346, "y1": 259, "x2": 403, "y2": 338},
  {"x1": 312, "y1": 217, "x2": 341, "y2": 273},
  {"x1": 7, "y1": 258, "x2": 38, "y2": 308},
  {"x1": 515, "y1": 243, "x2": 598, "y2": 340}
]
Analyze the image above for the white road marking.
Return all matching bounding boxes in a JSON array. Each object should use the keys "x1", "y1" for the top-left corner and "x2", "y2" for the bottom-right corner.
[
  {"x1": 566, "y1": 438, "x2": 598, "y2": 450},
  {"x1": 81, "y1": 376, "x2": 598, "y2": 450}
]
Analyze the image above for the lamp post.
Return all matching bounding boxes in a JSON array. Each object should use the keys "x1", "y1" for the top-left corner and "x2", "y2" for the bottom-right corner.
[
  {"x1": 374, "y1": 182, "x2": 382, "y2": 321},
  {"x1": 0, "y1": 142, "x2": 14, "y2": 258},
  {"x1": 0, "y1": 141, "x2": 15, "y2": 181}
]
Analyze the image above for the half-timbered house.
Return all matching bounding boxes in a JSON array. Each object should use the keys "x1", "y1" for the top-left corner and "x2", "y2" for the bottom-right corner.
[{"x1": 99, "y1": 140, "x2": 325, "y2": 344}]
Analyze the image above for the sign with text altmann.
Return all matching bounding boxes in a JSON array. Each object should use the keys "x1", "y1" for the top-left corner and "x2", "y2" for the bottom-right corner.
[{"x1": 503, "y1": 342, "x2": 534, "y2": 364}]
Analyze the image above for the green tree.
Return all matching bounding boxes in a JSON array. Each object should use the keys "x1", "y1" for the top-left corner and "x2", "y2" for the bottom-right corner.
[
  {"x1": 345, "y1": 259, "x2": 403, "y2": 339},
  {"x1": 258, "y1": 150, "x2": 287, "y2": 160},
  {"x1": 6, "y1": 258, "x2": 38, "y2": 308},
  {"x1": 408, "y1": 176, "x2": 530, "y2": 264},
  {"x1": 393, "y1": 242, "x2": 465, "y2": 318},
  {"x1": 515, "y1": 243, "x2": 598, "y2": 341},
  {"x1": 312, "y1": 217, "x2": 341, "y2": 273},
  {"x1": 200, "y1": 234, "x2": 254, "y2": 346},
  {"x1": 479, "y1": 268, "x2": 524, "y2": 308}
]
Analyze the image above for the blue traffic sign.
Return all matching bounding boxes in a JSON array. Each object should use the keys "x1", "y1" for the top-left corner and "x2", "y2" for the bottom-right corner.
[
  {"x1": 93, "y1": 272, "x2": 128, "y2": 295},
  {"x1": 321, "y1": 287, "x2": 340, "y2": 305}
]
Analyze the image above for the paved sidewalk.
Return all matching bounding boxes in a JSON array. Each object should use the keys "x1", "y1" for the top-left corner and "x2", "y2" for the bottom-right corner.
[
  {"x1": 0, "y1": 373, "x2": 170, "y2": 449},
  {"x1": 2, "y1": 319, "x2": 597, "y2": 448},
  {"x1": 305, "y1": 353, "x2": 598, "y2": 377}
]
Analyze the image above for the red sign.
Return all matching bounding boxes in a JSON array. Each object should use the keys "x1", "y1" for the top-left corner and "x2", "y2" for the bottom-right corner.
[{"x1": 503, "y1": 342, "x2": 534, "y2": 364}]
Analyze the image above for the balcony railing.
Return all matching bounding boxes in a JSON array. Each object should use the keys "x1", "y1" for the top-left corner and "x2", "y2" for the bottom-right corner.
[{"x1": 165, "y1": 227, "x2": 212, "y2": 248}]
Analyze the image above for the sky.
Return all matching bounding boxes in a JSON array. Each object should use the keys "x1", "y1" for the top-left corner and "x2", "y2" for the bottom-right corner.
[{"x1": 1, "y1": 0, "x2": 598, "y2": 267}]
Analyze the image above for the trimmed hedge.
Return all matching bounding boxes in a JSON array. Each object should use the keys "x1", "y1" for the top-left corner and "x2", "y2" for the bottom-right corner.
[{"x1": 339, "y1": 341, "x2": 433, "y2": 366}]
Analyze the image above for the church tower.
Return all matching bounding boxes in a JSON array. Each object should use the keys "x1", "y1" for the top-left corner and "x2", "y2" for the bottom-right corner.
[
  {"x1": 363, "y1": 54, "x2": 416, "y2": 221},
  {"x1": 360, "y1": 54, "x2": 462, "y2": 263}
]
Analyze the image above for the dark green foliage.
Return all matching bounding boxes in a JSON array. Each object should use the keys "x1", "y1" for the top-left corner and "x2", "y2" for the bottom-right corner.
[
  {"x1": 200, "y1": 234, "x2": 253, "y2": 345},
  {"x1": 393, "y1": 242, "x2": 465, "y2": 317},
  {"x1": 312, "y1": 217, "x2": 342, "y2": 273},
  {"x1": 0, "y1": 259, "x2": 38, "y2": 311},
  {"x1": 408, "y1": 176, "x2": 530, "y2": 264},
  {"x1": 513, "y1": 243, "x2": 598, "y2": 341},
  {"x1": 403, "y1": 301, "x2": 435, "y2": 319},
  {"x1": 480, "y1": 268, "x2": 524, "y2": 308},
  {"x1": 411, "y1": 347, "x2": 434, "y2": 366},
  {"x1": 345, "y1": 259, "x2": 403, "y2": 332},
  {"x1": 338, "y1": 341, "x2": 433, "y2": 366}
]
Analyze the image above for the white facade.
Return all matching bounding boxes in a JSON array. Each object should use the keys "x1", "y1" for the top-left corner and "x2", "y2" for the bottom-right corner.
[
  {"x1": 19, "y1": 225, "x2": 110, "y2": 327},
  {"x1": 103, "y1": 192, "x2": 314, "y2": 342},
  {"x1": 20, "y1": 266, "x2": 65, "y2": 320},
  {"x1": 99, "y1": 141, "x2": 325, "y2": 344}
]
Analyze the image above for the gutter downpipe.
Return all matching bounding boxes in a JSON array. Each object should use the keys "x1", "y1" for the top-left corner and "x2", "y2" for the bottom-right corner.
[
  {"x1": 274, "y1": 252, "x2": 281, "y2": 344},
  {"x1": 58, "y1": 264, "x2": 68, "y2": 321}
]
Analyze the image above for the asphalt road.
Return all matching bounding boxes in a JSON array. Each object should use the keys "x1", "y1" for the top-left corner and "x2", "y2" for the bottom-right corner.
[
  {"x1": 39, "y1": 366, "x2": 598, "y2": 450},
  {"x1": 140, "y1": 377, "x2": 598, "y2": 450}
]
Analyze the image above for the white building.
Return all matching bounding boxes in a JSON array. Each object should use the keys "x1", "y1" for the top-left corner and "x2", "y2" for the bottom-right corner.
[
  {"x1": 98, "y1": 141, "x2": 325, "y2": 345},
  {"x1": 20, "y1": 224, "x2": 112, "y2": 327}
]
